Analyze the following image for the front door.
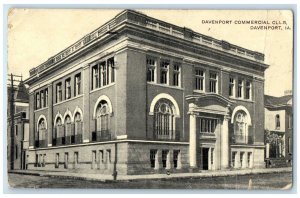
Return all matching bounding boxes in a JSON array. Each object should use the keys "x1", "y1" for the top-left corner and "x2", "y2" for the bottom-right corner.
[{"x1": 202, "y1": 148, "x2": 209, "y2": 170}]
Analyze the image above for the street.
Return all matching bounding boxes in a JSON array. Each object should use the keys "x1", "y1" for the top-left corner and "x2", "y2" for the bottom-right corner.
[{"x1": 7, "y1": 171, "x2": 292, "y2": 189}]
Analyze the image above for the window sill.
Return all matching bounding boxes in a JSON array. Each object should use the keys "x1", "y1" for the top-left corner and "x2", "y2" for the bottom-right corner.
[
  {"x1": 147, "y1": 82, "x2": 183, "y2": 90},
  {"x1": 193, "y1": 90, "x2": 219, "y2": 95},
  {"x1": 53, "y1": 94, "x2": 84, "y2": 107},
  {"x1": 90, "y1": 83, "x2": 116, "y2": 94},
  {"x1": 34, "y1": 107, "x2": 48, "y2": 113}
]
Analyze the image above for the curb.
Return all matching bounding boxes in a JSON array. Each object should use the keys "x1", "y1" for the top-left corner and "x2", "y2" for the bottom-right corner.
[{"x1": 8, "y1": 168, "x2": 292, "y2": 182}]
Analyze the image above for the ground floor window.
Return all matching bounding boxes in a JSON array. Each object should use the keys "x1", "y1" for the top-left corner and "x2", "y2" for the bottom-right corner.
[
  {"x1": 162, "y1": 150, "x2": 168, "y2": 168},
  {"x1": 92, "y1": 150, "x2": 96, "y2": 169},
  {"x1": 150, "y1": 150, "x2": 157, "y2": 168},
  {"x1": 74, "y1": 152, "x2": 79, "y2": 168},
  {"x1": 64, "y1": 153, "x2": 69, "y2": 169},
  {"x1": 211, "y1": 148, "x2": 214, "y2": 166},
  {"x1": 232, "y1": 152, "x2": 237, "y2": 168},
  {"x1": 247, "y1": 152, "x2": 252, "y2": 168},
  {"x1": 173, "y1": 150, "x2": 180, "y2": 168},
  {"x1": 55, "y1": 153, "x2": 59, "y2": 168}
]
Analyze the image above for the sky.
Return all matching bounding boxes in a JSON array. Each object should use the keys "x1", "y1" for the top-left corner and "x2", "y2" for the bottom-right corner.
[{"x1": 7, "y1": 9, "x2": 293, "y2": 97}]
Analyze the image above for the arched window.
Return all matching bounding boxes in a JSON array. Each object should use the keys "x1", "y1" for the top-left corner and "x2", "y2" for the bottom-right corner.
[
  {"x1": 233, "y1": 111, "x2": 248, "y2": 144},
  {"x1": 73, "y1": 112, "x2": 83, "y2": 143},
  {"x1": 154, "y1": 99, "x2": 176, "y2": 140},
  {"x1": 54, "y1": 117, "x2": 62, "y2": 146},
  {"x1": 64, "y1": 115, "x2": 72, "y2": 144},
  {"x1": 37, "y1": 118, "x2": 46, "y2": 147},
  {"x1": 93, "y1": 101, "x2": 110, "y2": 141},
  {"x1": 275, "y1": 114, "x2": 280, "y2": 130}
]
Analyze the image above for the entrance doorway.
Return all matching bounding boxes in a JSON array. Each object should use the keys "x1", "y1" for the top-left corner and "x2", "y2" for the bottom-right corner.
[{"x1": 202, "y1": 148, "x2": 209, "y2": 170}]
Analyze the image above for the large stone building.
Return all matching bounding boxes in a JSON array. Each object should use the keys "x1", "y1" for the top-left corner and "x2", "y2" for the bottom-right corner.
[
  {"x1": 264, "y1": 92, "x2": 293, "y2": 167},
  {"x1": 7, "y1": 80, "x2": 30, "y2": 170},
  {"x1": 24, "y1": 10, "x2": 269, "y2": 175}
]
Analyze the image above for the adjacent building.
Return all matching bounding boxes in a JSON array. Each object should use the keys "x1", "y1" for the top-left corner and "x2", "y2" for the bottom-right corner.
[
  {"x1": 24, "y1": 10, "x2": 269, "y2": 175},
  {"x1": 264, "y1": 91, "x2": 293, "y2": 167},
  {"x1": 7, "y1": 80, "x2": 30, "y2": 170}
]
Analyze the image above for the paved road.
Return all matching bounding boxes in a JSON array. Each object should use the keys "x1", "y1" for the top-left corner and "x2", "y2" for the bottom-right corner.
[{"x1": 7, "y1": 172, "x2": 292, "y2": 189}]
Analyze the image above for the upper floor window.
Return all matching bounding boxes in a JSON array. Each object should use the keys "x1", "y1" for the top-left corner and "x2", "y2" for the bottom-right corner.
[
  {"x1": 108, "y1": 58, "x2": 115, "y2": 83},
  {"x1": 209, "y1": 72, "x2": 217, "y2": 93},
  {"x1": 200, "y1": 118, "x2": 218, "y2": 133},
  {"x1": 245, "y1": 81, "x2": 251, "y2": 99},
  {"x1": 288, "y1": 114, "x2": 292, "y2": 129},
  {"x1": 37, "y1": 118, "x2": 46, "y2": 141},
  {"x1": 101, "y1": 62, "x2": 108, "y2": 86},
  {"x1": 233, "y1": 110, "x2": 250, "y2": 144},
  {"x1": 92, "y1": 65, "x2": 100, "y2": 89},
  {"x1": 74, "y1": 73, "x2": 81, "y2": 96},
  {"x1": 229, "y1": 77, "x2": 235, "y2": 97},
  {"x1": 195, "y1": 68, "x2": 204, "y2": 91},
  {"x1": 275, "y1": 114, "x2": 280, "y2": 130},
  {"x1": 160, "y1": 60, "x2": 169, "y2": 84},
  {"x1": 237, "y1": 79, "x2": 243, "y2": 98},
  {"x1": 173, "y1": 63, "x2": 180, "y2": 87},
  {"x1": 154, "y1": 99, "x2": 176, "y2": 140},
  {"x1": 91, "y1": 58, "x2": 115, "y2": 90},
  {"x1": 40, "y1": 91, "x2": 44, "y2": 108},
  {"x1": 36, "y1": 93, "x2": 40, "y2": 109},
  {"x1": 45, "y1": 89, "x2": 48, "y2": 107},
  {"x1": 147, "y1": 57, "x2": 156, "y2": 82},
  {"x1": 56, "y1": 83, "x2": 62, "y2": 103},
  {"x1": 65, "y1": 78, "x2": 71, "y2": 100}
]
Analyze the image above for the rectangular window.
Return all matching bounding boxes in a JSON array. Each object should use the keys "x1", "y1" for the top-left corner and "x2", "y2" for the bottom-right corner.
[
  {"x1": 99, "y1": 150, "x2": 104, "y2": 164},
  {"x1": 288, "y1": 137, "x2": 292, "y2": 154},
  {"x1": 237, "y1": 79, "x2": 243, "y2": 98},
  {"x1": 74, "y1": 73, "x2": 81, "y2": 96},
  {"x1": 107, "y1": 149, "x2": 111, "y2": 164},
  {"x1": 42, "y1": 154, "x2": 46, "y2": 167},
  {"x1": 200, "y1": 118, "x2": 218, "y2": 133},
  {"x1": 247, "y1": 152, "x2": 252, "y2": 167},
  {"x1": 211, "y1": 148, "x2": 214, "y2": 165},
  {"x1": 240, "y1": 152, "x2": 244, "y2": 167},
  {"x1": 245, "y1": 81, "x2": 251, "y2": 99},
  {"x1": 147, "y1": 57, "x2": 156, "y2": 82},
  {"x1": 150, "y1": 149, "x2": 157, "y2": 168},
  {"x1": 162, "y1": 150, "x2": 168, "y2": 168},
  {"x1": 15, "y1": 125, "x2": 18, "y2": 136},
  {"x1": 92, "y1": 65, "x2": 99, "y2": 89},
  {"x1": 55, "y1": 153, "x2": 59, "y2": 168},
  {"x1": 92, "y1": 150, "x2": 96, "y2": 169},
  {"x1": 56, "y1": 83, "x2": 62, "y2": 103},
  {"x1": 36, "y1": 93, "x2": 40, "y2": 109},
  {"x1": 173, "y1": 64, "x2": 180, "y2": 87},
  {"x1": 229, "y1": 77, "x2": 234, "y2": 97},
  {"x1": 64, "y1": 152, "x2": 69, "y2": 169},
  {"x1": 195, "y1": 68, "x2": 204, "y2": 91},
  {"x1": 108, "y1": 58, "x2": 115, "y2": 83},
  {"x1": 173, "y1": 150, "x2": 180, "y2": 168},
  {"x1": 65, "y1": 78, "x2": 71, "y2": 100},
  {"x1": 40, "y1": 91, "x2": 44, "y2": 108},
  {"x1": 101, "y1": 62, "x2": 107, "y2": 86},
  {"x1": 288, "y1": 115, "x2": 292, "y2": 129},
  {"x1": 209, "y1": 72, "x2": 217, "y2": 93},
  {"x1": 232, "y1": 152, "x2": 236, "y2": 168},
  {"x1": 44, "y1": 89, "x2": 48, "y2": 107},
  {"x1": 160, "y1": 60, "x2": 169, "y2": 84},
  {"x1": 74, "y1": 152, "x2": 79, "y2": 166}
]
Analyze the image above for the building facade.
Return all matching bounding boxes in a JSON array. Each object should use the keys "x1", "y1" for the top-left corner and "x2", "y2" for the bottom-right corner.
[
  {"x1": 264, "y1": 92, "x2": 293, "y2": 167},
  {"x1": 24, "y1": 10, "x2": 269, "y2": 175},
  {"x1": 7, "y1": 81, "x2": 30, "y2": 170}
]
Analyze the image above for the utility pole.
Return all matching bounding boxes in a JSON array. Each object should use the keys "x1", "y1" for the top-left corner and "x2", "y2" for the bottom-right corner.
[{"x1": 7, "y1": 73, "x2": 23, "y2": 170}]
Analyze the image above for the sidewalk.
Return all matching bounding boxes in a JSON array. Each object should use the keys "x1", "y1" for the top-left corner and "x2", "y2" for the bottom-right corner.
[{"x1": 9, "y1": 167, "x2": 292, "y2": 182}]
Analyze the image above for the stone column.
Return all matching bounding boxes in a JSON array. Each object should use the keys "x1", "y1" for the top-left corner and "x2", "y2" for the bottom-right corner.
[
  {"x1": 189, "y1": 112, "x2": 197, "y2": 168},
  {"x1": 221, "y1": 116, "x2": 230, "y2": 169},
  {"x1": 82, "y1": 65, "x2": 90, "y2": 143}
]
